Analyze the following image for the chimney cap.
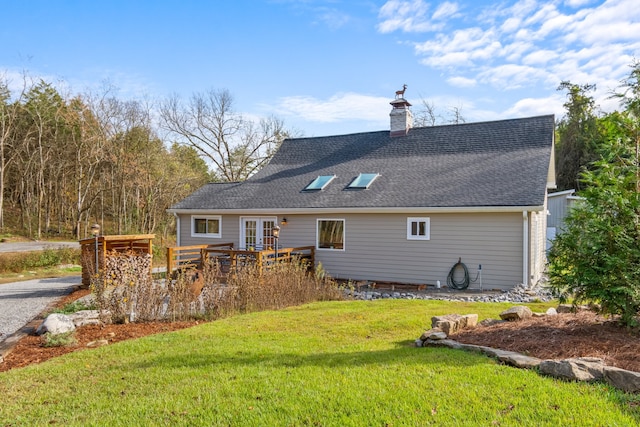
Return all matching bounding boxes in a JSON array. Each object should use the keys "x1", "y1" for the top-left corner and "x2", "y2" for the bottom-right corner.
[{"x1": 390, "y1": 98, "x2": 412, "y2": 108}]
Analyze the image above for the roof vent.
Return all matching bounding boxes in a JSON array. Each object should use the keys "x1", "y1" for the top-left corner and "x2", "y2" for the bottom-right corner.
[{"x1": 390, "y1": 85, "x2": 412, "y2": 137}]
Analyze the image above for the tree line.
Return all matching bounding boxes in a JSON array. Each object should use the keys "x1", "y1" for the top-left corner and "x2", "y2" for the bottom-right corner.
[{"x1": 0, "y1": 76, "x2": 293, "y2": 241}]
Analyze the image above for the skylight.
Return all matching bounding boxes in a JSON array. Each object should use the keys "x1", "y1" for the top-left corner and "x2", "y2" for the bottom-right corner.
[
  {"x1": 348, "y1": 173, "x2": 379, "y2": 189},
  {"x1": 304, "y1": 175, "x2": 336, "y2": 191}
]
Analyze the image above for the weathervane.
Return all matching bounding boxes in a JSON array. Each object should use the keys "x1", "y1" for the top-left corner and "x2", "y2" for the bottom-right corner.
[{"x1": 395, "y1": 84, "x2": 407, "y2": 99}]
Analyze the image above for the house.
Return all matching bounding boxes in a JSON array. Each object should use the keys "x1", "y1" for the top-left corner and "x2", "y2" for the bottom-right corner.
[
  {"x1": 546, "y1": 189, "x2": 583, "y2": 251},
  {"x1": 168, "y1": 96, "x2": 556, "y2": 291}
]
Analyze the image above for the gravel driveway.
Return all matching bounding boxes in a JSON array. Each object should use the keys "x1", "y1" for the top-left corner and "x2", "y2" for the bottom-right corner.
[
  {"x1": 0, "y1": 276, "x2": 81, "y2": 342},
  {"x1": 0, "y1": 241, "x2": 79, "y2": 253}
]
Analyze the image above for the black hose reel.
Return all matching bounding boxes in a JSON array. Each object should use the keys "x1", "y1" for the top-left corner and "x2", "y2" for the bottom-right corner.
[{"x1": 446, "y1": 258, "x2": 481, "y2": 290}]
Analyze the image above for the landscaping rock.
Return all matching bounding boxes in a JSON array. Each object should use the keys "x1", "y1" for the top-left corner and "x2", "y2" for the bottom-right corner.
[
  {"x1": 431, "y1": 314, "x2": 462, "y2": 335},
  {"x1": 463, "y1": 314, "x2": 478, "y2": 328},
  {"x1": 604, "y1": 366, "x2": 640, "y2": 393},
  {"x1": 539, "y1": 357, "x2": 605, "y2": 382},
  {"x1": 545, "y1": 307, "x2": 558, "y2": 316},
  {"x1": 499, "y1": 306, "x2": 533, "y2": 321},
  {"x1": 431, "y1": 314, "x2": 478, "y2": 335},
  {"x1": 36, "y1": 313, "x2": 76, "y2": 336},
  {"x1": 478, "y1": 318, "x2": 504, "y2": 327},
  {"x1": 69, "y1": 310, "x2": 102, "y2": 328},
  {"x1": 556, "y1": 304, "x2": 574, "y2": 313},
  {"x1": 420, "y1": 328, "x2": 448, "y2": 341},
  {"x1": 86, "y1": 340, "x2": 109, "y2": 348}
]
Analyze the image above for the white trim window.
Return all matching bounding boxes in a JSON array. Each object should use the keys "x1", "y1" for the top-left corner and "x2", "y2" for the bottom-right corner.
[
  {"x1": 317, "y1": 219, "x2": 345, "y2": 250},
  {"x1": 407, "y1": 217, "x2": 430, "y2": 240},
  {"x1": 191, "y1": 215, "x2": 222, "y2": 238}
]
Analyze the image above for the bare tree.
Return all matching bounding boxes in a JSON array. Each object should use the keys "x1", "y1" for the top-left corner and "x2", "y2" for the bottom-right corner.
[
  {"x1": 159, "y1": 89, "x2": 292, "y2": 182},
  {"x1": 448, "y1": 105, "x2": 466, "y2": 125},
  {"x1": 413, "y1": 98, "x2": 440, "y2": 127},
  {"x1": 0, "y1": 74, "x2": 28, "y2": 230},
  {"x1": 413, "y1": 97, "x2": 465, "y2": 127}
]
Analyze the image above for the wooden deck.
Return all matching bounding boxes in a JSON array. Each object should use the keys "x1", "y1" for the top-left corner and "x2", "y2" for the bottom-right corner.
[{"x1": 166, "y1": 243, "x2": 315, "y2": 276}]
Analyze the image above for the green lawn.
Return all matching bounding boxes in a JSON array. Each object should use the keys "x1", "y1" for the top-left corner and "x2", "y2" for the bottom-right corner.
[{"x1": 1, "y1": 299, "x2": 638, "y2": 426}]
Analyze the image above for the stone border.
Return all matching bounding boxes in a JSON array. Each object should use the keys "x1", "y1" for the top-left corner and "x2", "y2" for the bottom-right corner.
[
  {"x1": 420, "y1": 338, "x2": 640, "y2": 394},
  {"x1": 416, "y1": 308, "x2": 640, "y2": 394}
]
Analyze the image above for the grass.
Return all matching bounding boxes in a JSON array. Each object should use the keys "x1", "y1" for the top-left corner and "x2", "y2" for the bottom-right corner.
[
  {"x1": 1, "y1": 299, "x2": 638, "y2": 426},
  {"x1": 0, "y1": 247, "x2": 82, "y2": 285}
]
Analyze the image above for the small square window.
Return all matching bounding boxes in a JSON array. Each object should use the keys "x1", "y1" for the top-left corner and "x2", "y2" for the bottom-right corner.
[
  {"x1": 317, "y1": 219, "x2": 345, "y2": 250},
  {"x1": 192, "y1": 215, "x2": 222, "y2": 238},
  {"x1": 407, "y1": 217, "x2": 430, "y2": 240}
]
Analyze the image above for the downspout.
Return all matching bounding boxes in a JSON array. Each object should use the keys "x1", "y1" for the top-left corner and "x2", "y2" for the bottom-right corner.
[
  {"x1": 522, "y1": 211, "x2": 529, "y2": 286},
  {"x1": 173, "y1": 212, "x2": 181, "y2": 247}
]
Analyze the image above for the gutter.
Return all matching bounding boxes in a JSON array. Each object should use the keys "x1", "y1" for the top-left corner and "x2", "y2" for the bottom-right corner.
[
  {"x1": 522, "y1": 210, "x2": 529, "y2": 286},
  {"x1": 167, "y1": 205, "x2": 546, "y2": 216},
  {"x1": 173, "y1": 212, "x2": 180, "y2": 247}
]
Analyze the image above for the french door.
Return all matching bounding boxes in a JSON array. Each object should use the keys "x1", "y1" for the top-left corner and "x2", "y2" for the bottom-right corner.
[{"x1": 240, "y1": 217, "x2": 277, "y2": 250}]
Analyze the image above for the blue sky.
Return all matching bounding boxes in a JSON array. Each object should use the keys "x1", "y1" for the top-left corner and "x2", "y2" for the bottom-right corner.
[{"x1": 1, "y1": 0, "x2": 638, "y2": 136}]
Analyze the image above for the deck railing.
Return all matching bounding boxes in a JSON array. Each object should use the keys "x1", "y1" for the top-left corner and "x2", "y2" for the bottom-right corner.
[{"x1": 166, "y1": 243, "x2": 315, "y2": 276}]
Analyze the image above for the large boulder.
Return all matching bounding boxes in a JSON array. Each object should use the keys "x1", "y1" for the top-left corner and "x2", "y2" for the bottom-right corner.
[{"x1": 36, "y1": 313, "x2": 76, "y2": 335}]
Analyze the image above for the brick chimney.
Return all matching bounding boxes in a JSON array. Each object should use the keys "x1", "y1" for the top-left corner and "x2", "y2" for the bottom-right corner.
[{"x1": 389, "y1": 97, "x2": 413, "y2": 137}]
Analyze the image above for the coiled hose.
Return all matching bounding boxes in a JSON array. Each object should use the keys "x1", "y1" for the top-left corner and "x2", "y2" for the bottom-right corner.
[{"x1": 446, "y1": 258, "x2": 479, "y2": 290}]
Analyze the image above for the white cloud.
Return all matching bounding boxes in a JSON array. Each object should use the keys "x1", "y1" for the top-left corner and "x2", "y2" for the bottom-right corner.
[
  {"x1": 273, "y1": 92, "x2": 391, "y2": 124},
  {"x1": 522, "y1": 49, "x2": 560, "y2": 66},
  {"x1": 415, "y1": 27, "x2": 503, "y2": 67},
  {"x1": 388, "y1": 0, "x2": 637, "y2": 111},
  {"x1": 377, "y1": 0, "x2": 432, "y2": 33},
  {"x1": 563, "y1": 0, "x2": 640, "y2": 45},
  {"x1": 502, "y1": 95, "x2": 565, "y2": 119},
  {"x1": 447, "y1": 76, "x2": 477, "y2": 87},
  {"x1": 478, "y1": 64, "x2": 554, "y2": 90},
  {"x1": 377, "y1": 0, "x2": 459, "y2": 33},
  {"x1": 564, "y1": 0, "x2": 596, "y2": 7},
  {"x1": 314, "y1": 7, "x2": 351, "y2": 30},
  {"x1": 432, "y1": 2, "x2": 460, "y2": 20}
]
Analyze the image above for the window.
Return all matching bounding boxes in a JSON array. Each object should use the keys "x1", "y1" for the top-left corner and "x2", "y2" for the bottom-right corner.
[
  {"x1": 304, "y1": 175, "x2": 336, "y2": 191},
  {"x1": 317, "y1": 219, "x2": 345, "y2": 250},
  {"x1": 348, "y1": 173, "x2": 379, "y2": 189},
  {"x1": 407, "y1": 217, "x2": 430, "y2": 240},
  {"x1": 192, "y1": 215, "x2": 221, "y2": 238}
]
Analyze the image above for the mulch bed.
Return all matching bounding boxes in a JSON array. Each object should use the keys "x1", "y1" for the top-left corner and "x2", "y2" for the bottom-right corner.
[
  {"x1": 452, "y1": 310, "x2": 640, "y2": 372},
  {"x1": 0, "y1": 289, "x2": 198, "y2": 372}
]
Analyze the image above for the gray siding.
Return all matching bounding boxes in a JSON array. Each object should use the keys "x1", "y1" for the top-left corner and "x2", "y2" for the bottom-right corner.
[{"x1": 178, "y1": 212, "x2": 524, "y2": 290}]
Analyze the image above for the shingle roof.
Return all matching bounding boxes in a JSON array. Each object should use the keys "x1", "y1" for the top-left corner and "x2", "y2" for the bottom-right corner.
[{"x1": 170, "y1": 115, "x2": 554, "y2": 211}]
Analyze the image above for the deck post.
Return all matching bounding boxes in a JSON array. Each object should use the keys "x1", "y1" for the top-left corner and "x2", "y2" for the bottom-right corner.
[{"x1": 167, "y1": 247, "x2": 174, "y2": 276}]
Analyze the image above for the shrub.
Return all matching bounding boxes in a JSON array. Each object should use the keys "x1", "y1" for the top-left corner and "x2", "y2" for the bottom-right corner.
[
  {"x1": 0, "y1": 246, "x2": 80, "y2": 273},
  {"x1": 91, "y1": 255, "x2": 343, "y2": 323},
  {"x1": 41, "y1": 331, "x2": 77, "y2": 348},
  {"x1": 49, "y1": 300, "x2": 96, "y2": 315},
  {"x1": 548, "y1": 113, "x2": 640, "y2": 327}
]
